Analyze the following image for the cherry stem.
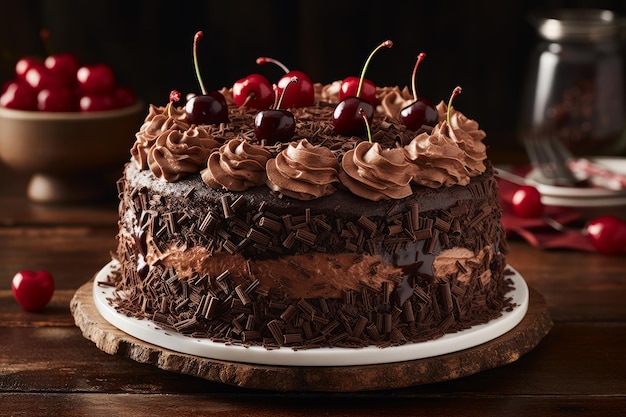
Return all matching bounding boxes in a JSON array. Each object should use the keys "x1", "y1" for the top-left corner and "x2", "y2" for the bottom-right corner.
[
  {"x1": 167, "y1": 90, "x2": 181, "y2": 117},
  {"x1": 359, "y1": 108, "x2": 373, "y2": 143},
  {"x1": 356, "y1": 40, "x2": 393, "y2": 98},
  {"x1": 410, "y1": 52, "x2": 426, "y2": 102},
  {"x1": 193, "y1": 31, "x2": 207, "y2": 95},
  {"x1": 446, "y1": 86, "x2": 462, "y2": 127},
  {"x1": 275, "y1": 76, "x2": 299, "y2": 110},
  {"x1": 256, "y1": 57, "x2": 290, "y2": 74},
  {"x1": 39, "y1": 28, "x2": 54, "y2": 56}
]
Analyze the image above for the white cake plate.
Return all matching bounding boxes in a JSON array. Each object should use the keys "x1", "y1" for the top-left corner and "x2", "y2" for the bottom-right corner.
[{"x1": 92, "y1": 260, "x2": 528, "y2": 367}]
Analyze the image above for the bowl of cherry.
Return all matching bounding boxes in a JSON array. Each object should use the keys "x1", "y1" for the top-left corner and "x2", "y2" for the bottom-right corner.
[{"x1": 0, "y1": 52, "x2": 143, "y2": 203}]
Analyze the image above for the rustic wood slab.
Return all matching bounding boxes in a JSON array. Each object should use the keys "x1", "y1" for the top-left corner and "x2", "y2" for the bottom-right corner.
[{"x1": 70, "y1": 279, "x2": 552, "y2": 392}]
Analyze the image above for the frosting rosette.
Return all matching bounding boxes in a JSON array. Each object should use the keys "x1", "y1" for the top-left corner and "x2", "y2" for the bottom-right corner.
[
  {"x1": 201, "y1": 138, "x2": 272, "y2": 191},
  {"x1": 266, "y1": 139, "x2": 341, "y2": 200},
  {"x1": 338, "y1": 141, "x2": 413, "y2": 201},
  {"x1": 148, "y1": 125, "x2": 221, "y2": 182},
  {"x1": 404, "y1": 122, "x2": 472, "y2": 187},
  {"x1": 436, "y1": 101, "x2": 487, "y2": 175},
  {"x1": 404, "y1": 102, "x2": 488, "y2": 188},
  {"x1": 131, "y1": 105, "x2": 190, "y2": 170}
]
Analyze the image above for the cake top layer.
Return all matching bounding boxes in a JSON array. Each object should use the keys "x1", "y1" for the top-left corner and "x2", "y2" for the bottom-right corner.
[{"x1": 129, "y1": 82, "x2": 488, "y2": 201}]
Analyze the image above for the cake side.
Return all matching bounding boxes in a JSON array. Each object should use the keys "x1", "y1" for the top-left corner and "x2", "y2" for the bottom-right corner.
[{"x1": 111, "y1": 160, "x2": 512, "y2": 348}]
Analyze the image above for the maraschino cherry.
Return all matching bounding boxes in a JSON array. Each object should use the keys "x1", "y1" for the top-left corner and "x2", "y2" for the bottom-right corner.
[
  {"x1": 254, "y1": 77, "x2": 298, "y2": 144},
  {"x1": 256, "y1": 57, "x2": 314, "y2": 108},
  {"x1": 399, "y1": 52, "x2": 438, "y2": 130},
  {"x1": 333, "y1": 40, "x2": 393, "y2": 136},
  {"x1": 232, "y1": 73, "x2": 274, "y2": 110},
  {"x1": 185, "y1": 31, "x2": 229, "y2": 125}
]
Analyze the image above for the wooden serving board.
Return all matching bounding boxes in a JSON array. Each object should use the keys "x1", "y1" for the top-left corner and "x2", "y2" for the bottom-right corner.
[{"x1": 70, "y1": 280, "x2": 552, "y2": 392}]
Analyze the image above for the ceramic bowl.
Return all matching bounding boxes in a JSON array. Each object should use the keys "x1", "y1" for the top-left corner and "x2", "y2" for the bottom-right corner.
[{"x1": 0, "y1": 102, "x2": 144, "y2": 203}]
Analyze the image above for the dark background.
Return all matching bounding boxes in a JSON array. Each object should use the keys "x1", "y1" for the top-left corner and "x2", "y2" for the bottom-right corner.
[{"x1": 2, "y1": 0, "x2": 625, "y2": 155}]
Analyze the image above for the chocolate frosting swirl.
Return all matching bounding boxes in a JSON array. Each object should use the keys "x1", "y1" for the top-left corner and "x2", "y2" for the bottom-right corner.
[
  {"x1": 339, "y1": 141, "x2": 413, "y2": 201},
  {"x1": 436, "y1": 101, "x2": 487, "y2": 175},
  {"x1": 266, "y1": 139, "x2": 341, "y2": 200},
  {"x1": 404, "y1": 122, "x2": 472, "y2": 187},
  {"x1": 201, "y1": 138, "x2": 272, "y2": 191},
  {"x1": 403, "y1": 103, "x2": 488, "y2": 188},
  {"x1": 148, "y1": 125, "x2": 221, "y2": 182},
  {"x1": 132, "y1": 104, "x2": 190, "y2": 169}
]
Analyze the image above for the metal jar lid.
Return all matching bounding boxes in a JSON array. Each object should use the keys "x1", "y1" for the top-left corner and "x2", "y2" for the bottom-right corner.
[{"x1": 530, "y1": 9, "x2": 622, "y2": 41}]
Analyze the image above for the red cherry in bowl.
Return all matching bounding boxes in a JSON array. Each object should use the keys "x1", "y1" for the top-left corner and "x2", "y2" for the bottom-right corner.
[
  {"x1": 44, "y1": 52, "x2": 79, "y2": 86},
  {"x1": 333, "y1": 40, "x2": 392, "y2": 135},
  {"x1": 12, "y1": 270, "x2": 55, "y2": 312},
  {"x1": 112, "y1": 86, "x2": 137, "y2": 108},
  {"x1": 37, "y1": 87, "x2": 79, "y2": 112},
  {"x1": 79, "y1": 93, "x2": 116, "y2": 112},
  {"x1": 24, "y1": 63, "x2": 64, "y2": 92},
  {"x1": 76, "y1": 64, "x2": 115, "y2": 94},
  {"x1": 0, "y1": 81, "x2": 37, "y2": 110},
  {"x1": 511, "y1": 185, "x2": 544, "y2": 218},
  {"x1": 232, "y1": 73, "x2": 274, "y2": 110},
  {"x1": 256, "y1": 57, "x2": 314, "y2": 108},
  {"x1": 399, "y1": 52, "x2": 438, "y2": 130},
  {"x1": 339, "y1": 76, "x2": 377, "y2": 105},
  {"x1": 584, "y1": 215, "x2": 626, "y2": 255},
  {"x1": 15, "y1": 56, "x2": 43, "y2": 81}
]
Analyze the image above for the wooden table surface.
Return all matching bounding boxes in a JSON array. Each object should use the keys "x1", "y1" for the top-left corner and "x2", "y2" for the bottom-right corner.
[{"x1": 1, "y1": 160, "x2": 625, "y2": 417}]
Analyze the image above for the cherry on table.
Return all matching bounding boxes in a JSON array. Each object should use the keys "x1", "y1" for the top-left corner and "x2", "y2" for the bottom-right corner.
[
  {"x1": 584, "y1": 215, "x2": 626, "y2": 255},
  {"x1": 11, "y1": 270, "x2": 55, "y2": 312},
  {"x1": 511, "y1": 185, "x2": 544, "y2": 218}
]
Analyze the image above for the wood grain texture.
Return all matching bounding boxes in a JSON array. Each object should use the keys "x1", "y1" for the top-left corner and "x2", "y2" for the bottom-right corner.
[{"x1": 70, "y1": 280, "x2": 552, "y2": 392}]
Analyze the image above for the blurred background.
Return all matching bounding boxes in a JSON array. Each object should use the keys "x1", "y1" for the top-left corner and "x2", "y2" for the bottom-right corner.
[{"x1": 1, "y1": 0, "x2": 626, "y2": 158}]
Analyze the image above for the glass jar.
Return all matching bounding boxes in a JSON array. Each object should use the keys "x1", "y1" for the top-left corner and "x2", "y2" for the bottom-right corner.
[{"x1": 520, "y1": 9, "x2": 626, "y2": 156}]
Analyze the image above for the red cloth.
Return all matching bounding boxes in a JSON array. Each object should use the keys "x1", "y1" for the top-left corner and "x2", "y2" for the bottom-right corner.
[{"x1": 497, "y1": 174, "x2": 595, "y2": 252}]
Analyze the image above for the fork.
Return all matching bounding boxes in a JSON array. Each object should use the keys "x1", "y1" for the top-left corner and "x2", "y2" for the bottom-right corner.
[{"x1": 523, "y1": 134, "x2": 584, "y2": 186}]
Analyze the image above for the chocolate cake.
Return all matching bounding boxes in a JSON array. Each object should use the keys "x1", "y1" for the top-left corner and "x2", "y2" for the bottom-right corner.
[{"x1": 107, "y1": 83, "x2": 514, "y2": 349}]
